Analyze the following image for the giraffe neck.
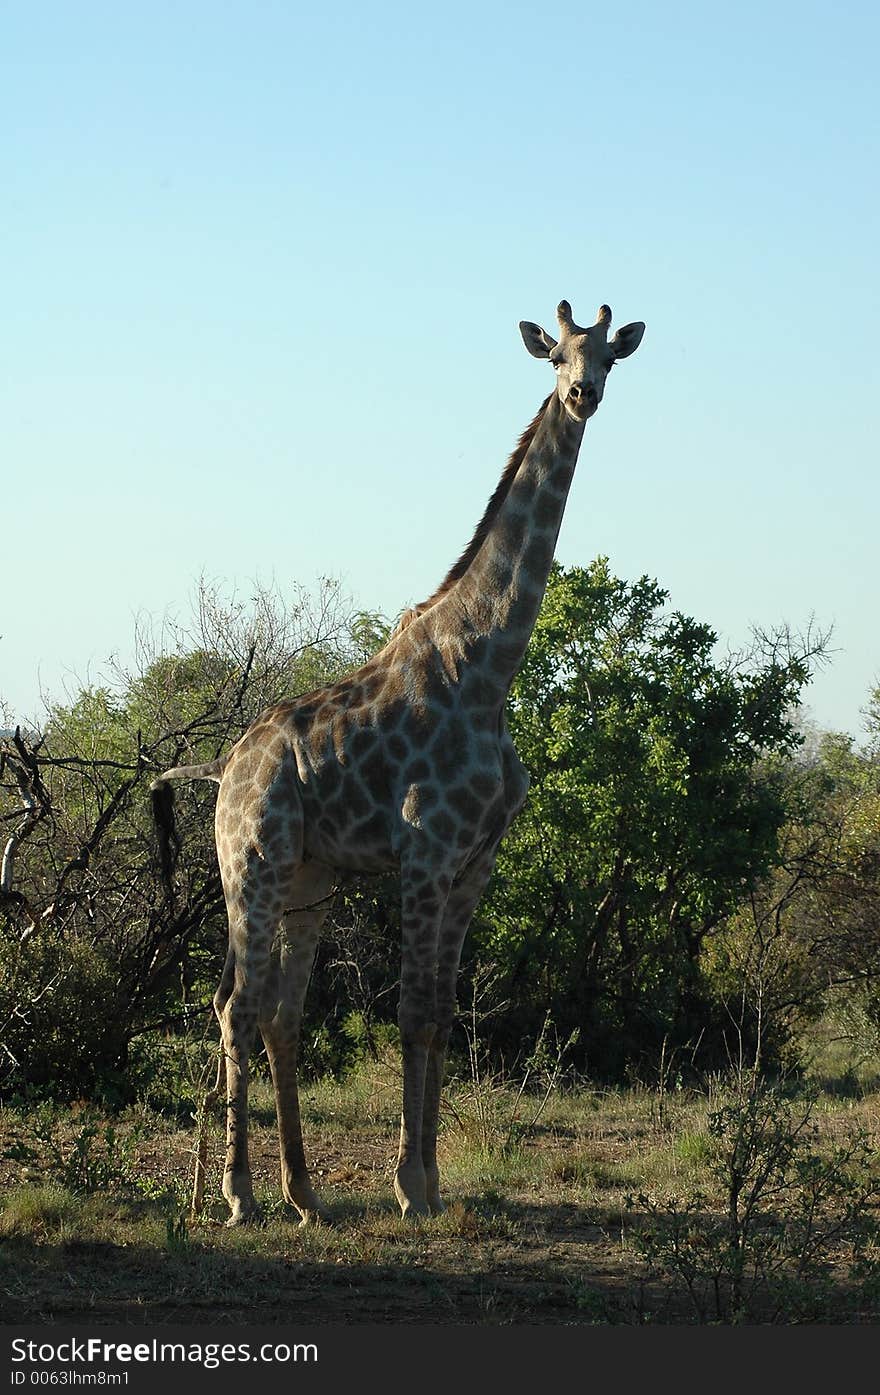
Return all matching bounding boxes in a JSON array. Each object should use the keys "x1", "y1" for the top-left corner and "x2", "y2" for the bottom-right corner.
[{"x1": 432, "y1": 390, "x2": 586, "y2": 700}]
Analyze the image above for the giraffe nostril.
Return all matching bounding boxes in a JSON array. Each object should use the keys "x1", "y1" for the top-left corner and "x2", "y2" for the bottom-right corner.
[
  {"x1": 568, "y1": 382, "x2": 597, "y2": 413},
  {"x1": 569, "y1": 382, "x2": 596, "y2": 405}
]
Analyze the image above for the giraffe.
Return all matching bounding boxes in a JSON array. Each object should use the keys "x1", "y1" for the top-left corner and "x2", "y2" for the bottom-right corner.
[{"x1": 151, "y1": 298, "x2": 645, "y2": 1225}]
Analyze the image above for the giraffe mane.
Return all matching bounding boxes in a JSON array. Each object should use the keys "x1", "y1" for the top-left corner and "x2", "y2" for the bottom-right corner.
[{"x1": 390, "y1": 393, "x2": 553, "y2": 638}]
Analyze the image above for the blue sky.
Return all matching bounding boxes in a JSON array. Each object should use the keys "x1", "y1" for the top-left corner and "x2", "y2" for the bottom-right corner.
[{"x1": 3, "y1": 1, "x2": 878, "y2": 738}]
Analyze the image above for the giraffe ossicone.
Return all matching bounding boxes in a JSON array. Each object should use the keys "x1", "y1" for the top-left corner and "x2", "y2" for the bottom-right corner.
[{"x1": 152, "y1": 297, "x2": 645, "y2": 1224}]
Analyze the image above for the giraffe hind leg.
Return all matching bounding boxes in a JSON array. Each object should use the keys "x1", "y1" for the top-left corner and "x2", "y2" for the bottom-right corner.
[
  {"x1": 214, "y1": 766, "x2": 308, "y2": 1226},
  {"x1": 214, "y1": 926, "x2": 268, "y2": 1226},
  {"x1": 259, "y1": 861, "x2": 336, "y2": 1225}
]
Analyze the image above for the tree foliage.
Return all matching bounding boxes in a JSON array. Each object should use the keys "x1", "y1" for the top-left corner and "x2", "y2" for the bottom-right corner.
[
  {"x1": 707, "y1": 712, "x2": 880, "y2": 1070},
  {"x1": 470, "y1": 560, "x2": 823, "y2": 1074}
]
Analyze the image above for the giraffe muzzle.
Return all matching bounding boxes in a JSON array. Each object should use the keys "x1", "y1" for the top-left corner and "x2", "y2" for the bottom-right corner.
[{"x1": 566, "y1": 381, "x2": 597, "y2": 418}]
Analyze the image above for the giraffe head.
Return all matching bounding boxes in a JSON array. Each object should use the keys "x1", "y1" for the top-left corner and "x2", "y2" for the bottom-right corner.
[{"x1": 519, "y1": 300, "x2": 645, "y2": 422}]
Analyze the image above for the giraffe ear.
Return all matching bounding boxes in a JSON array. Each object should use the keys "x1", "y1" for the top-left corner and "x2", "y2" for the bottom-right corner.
[
  {"x1": 519, "y1": 321, "x2": 558, "y2": 359},
  {"x1": 609, "y1": 322, "x2": 645, "y2": 360}
]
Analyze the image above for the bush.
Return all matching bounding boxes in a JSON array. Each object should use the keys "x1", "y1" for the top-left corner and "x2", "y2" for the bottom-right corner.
[{"x1": 629, "y1": 1077, "x2": 880, "y2": 1321}]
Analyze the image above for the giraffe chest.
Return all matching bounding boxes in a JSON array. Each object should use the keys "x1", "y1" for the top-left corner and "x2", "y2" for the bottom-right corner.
[{"x1": 293, "y1": 714, "x2": 517, "y2": 874}]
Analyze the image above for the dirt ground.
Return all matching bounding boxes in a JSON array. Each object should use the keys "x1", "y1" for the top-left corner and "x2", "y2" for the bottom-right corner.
[
  {"x1": 1, "y1": 1082, "x2": 878, "y2": 1326},
  {"x1": 0, "y1": 1126, "x2": 649, "y2": 1325}
]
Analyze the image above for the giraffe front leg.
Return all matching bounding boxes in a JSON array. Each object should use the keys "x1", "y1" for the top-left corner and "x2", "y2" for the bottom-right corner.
[
  {"x1": 420, "y1": 845, "x2": 502, "y2": 1215},
  {"x1": 394, "y1": 1015, "x2": 436, "y2": 1219},
  {"x1": 393, "y1": 872, "x2": 450, "y2": 1219},
  {"x1": 422, "y1": 1024, "x2": 451, "y2": 1214}
]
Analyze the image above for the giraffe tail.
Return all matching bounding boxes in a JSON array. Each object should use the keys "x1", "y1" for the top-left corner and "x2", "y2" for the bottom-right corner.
[{"x1": 150, "y1": 758, "x2": 227, "y2": 895}]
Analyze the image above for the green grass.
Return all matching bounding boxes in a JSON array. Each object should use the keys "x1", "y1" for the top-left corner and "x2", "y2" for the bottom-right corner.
[{"x1": 0, "y1": 1184, "x2": 83, "y2": 1240}]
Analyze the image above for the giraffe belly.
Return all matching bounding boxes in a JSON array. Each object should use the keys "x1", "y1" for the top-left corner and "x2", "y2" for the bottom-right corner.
[{"x1": 298, "y1": 771, "x2": 401, "y2": 873}]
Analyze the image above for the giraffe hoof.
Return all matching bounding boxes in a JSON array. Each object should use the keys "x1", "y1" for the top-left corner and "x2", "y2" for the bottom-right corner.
[
  {"x1": 394, "y1": 1166, "x2": 431, "y2": 1219},
  {"x1": 225, "y1": 1201, "x2": 263, "y2": 1227},
  {"x1": 296, "y1": 1206, "x2": 333, "y2": 1227},
  {"x1": 398, "y1": 1199, "x2": 431, "y2": 1221},
  {"x1": 284, "y1": 1184, "x2": 332, "y2": 1225}
]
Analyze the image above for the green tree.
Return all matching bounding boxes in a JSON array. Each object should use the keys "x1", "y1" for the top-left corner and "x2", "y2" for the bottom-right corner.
[
  {"x1": 708, "y1": 713, "x2": 880, "y2": 1070},
  {"x1": 470, "y1": 559, "x2": 821, "y2": 1076}
]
